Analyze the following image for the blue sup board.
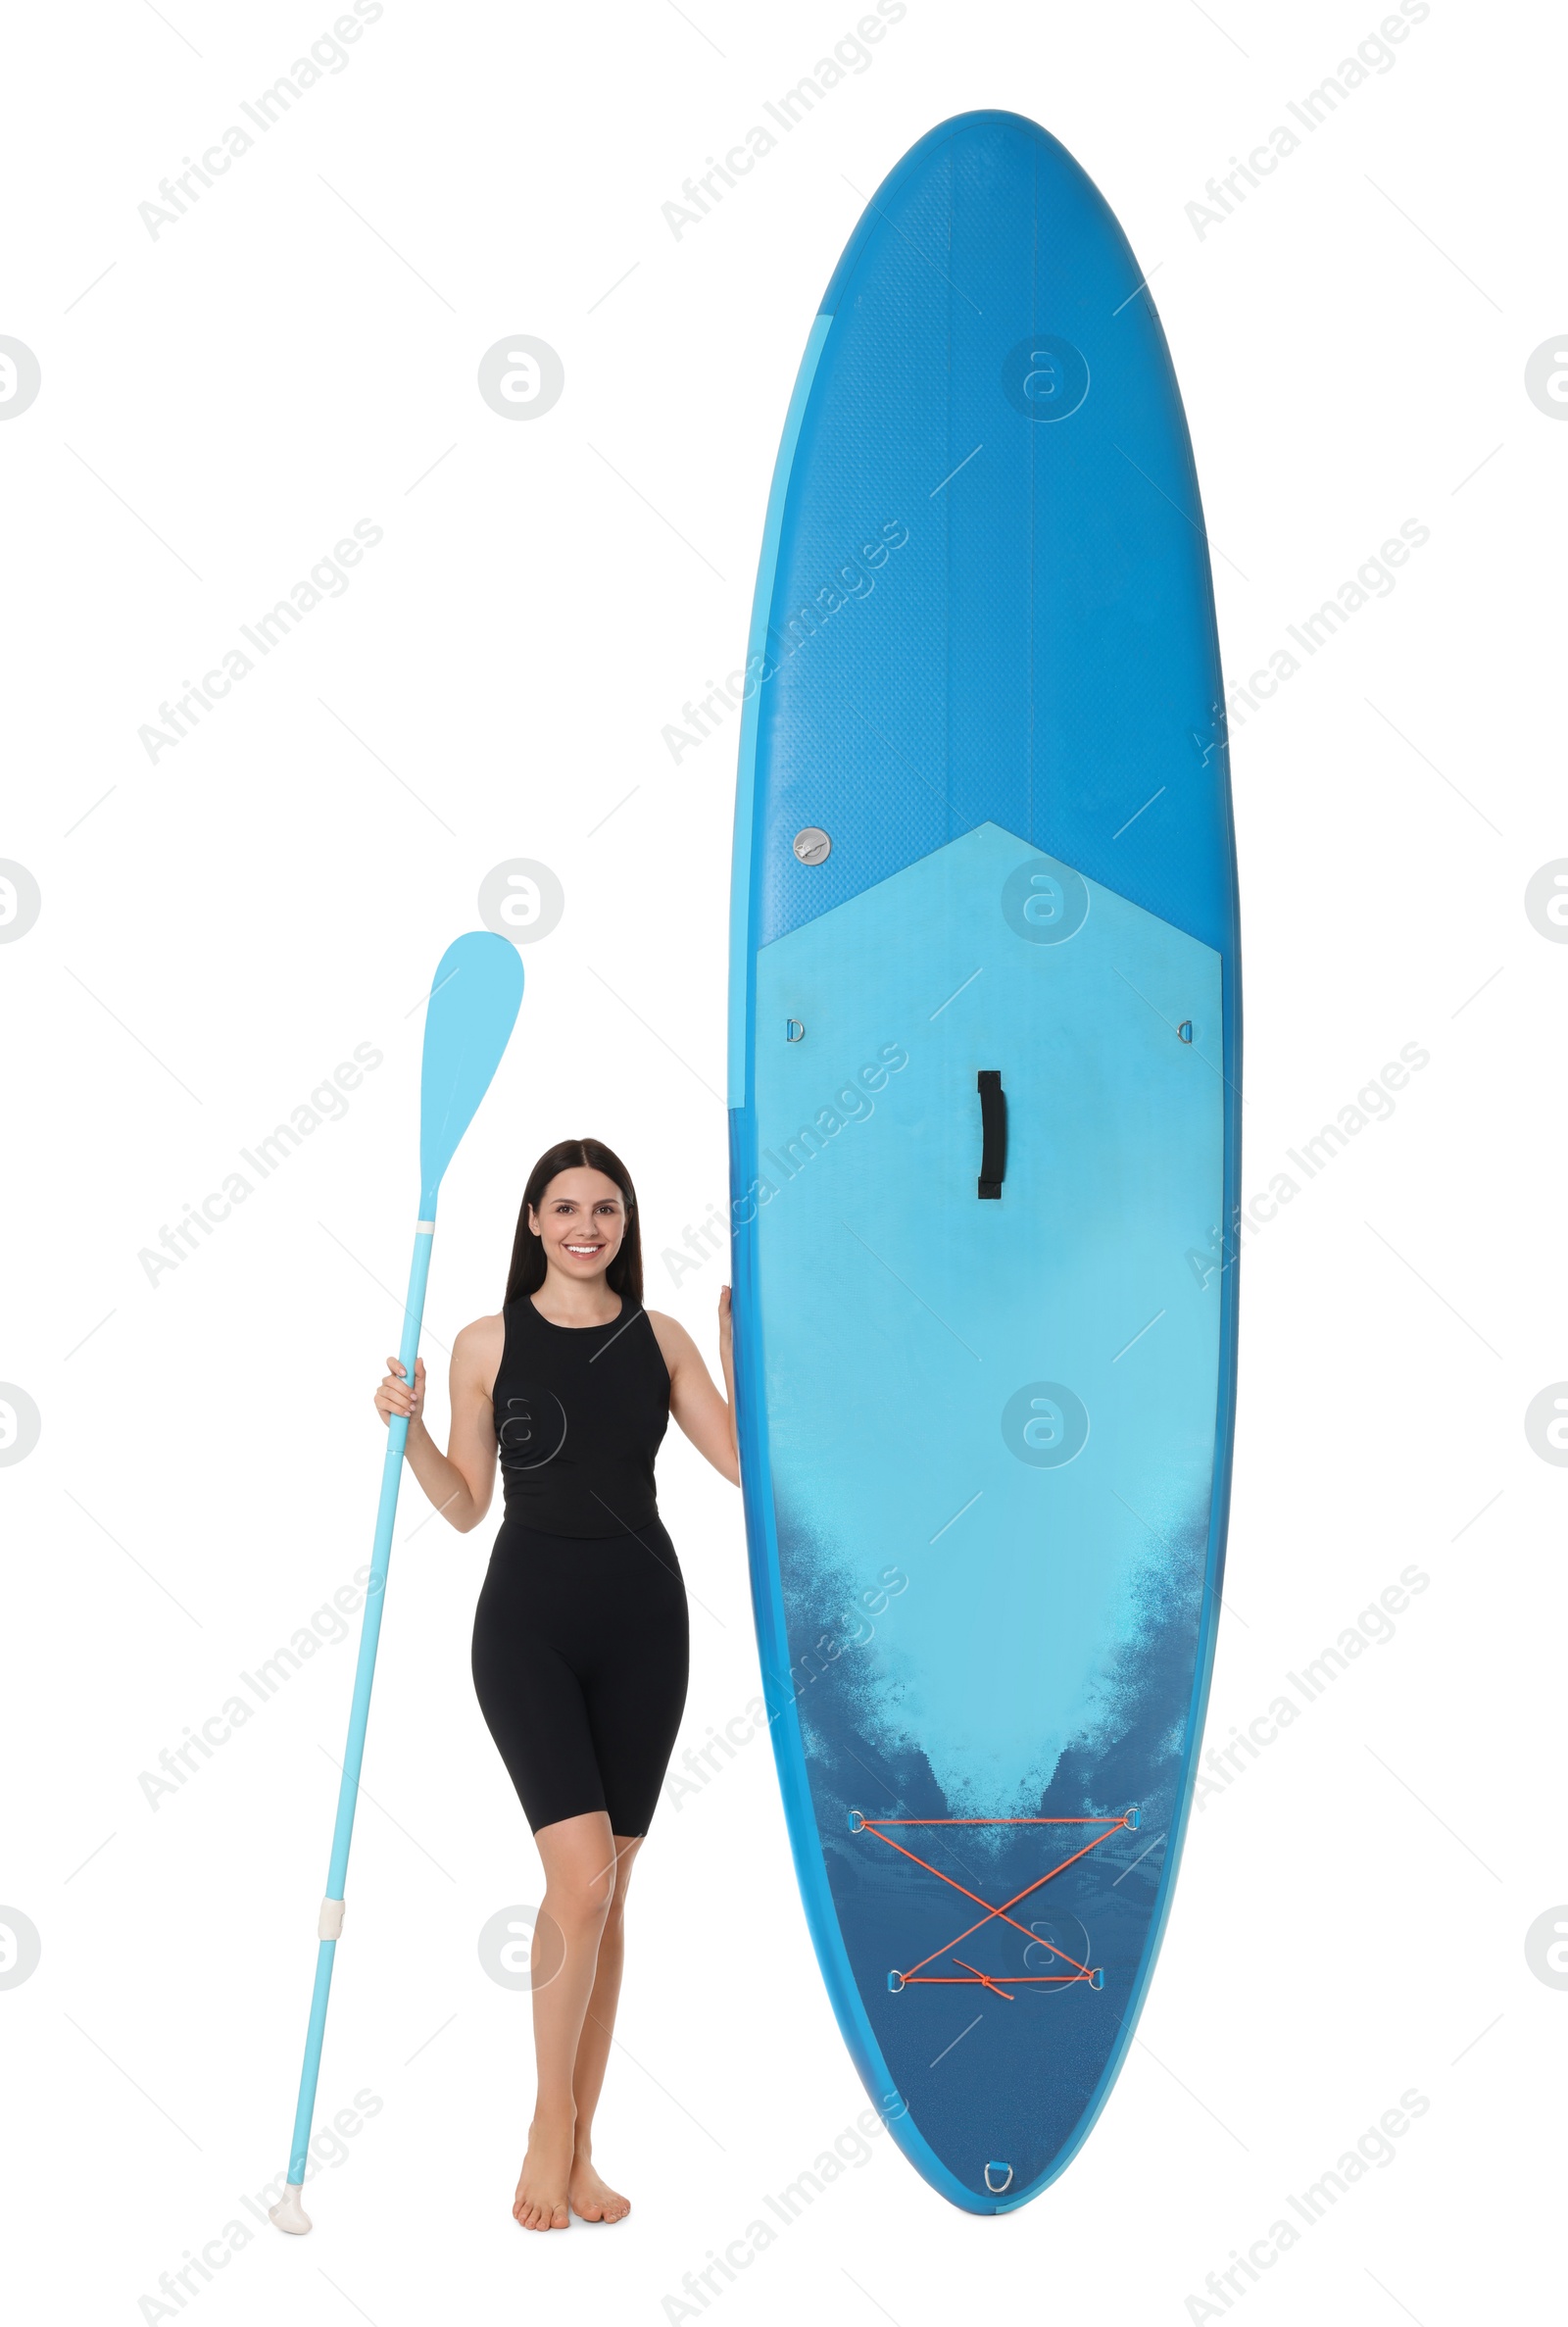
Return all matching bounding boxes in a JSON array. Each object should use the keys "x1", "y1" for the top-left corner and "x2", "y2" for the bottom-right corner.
[{"x1": 726, "y1": 112, "x2": 1241, "y2": 2213}]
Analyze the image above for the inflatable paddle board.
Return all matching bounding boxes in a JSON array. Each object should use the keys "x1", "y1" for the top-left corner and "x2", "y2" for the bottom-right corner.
[{"x1": 727, "y1": 112, "x2": 1241, "y2": 2213}]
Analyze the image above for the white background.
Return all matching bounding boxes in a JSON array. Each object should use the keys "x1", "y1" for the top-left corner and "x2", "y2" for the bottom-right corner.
[{"x1": 1, "y1": 0, "x2": 1559, "y2": 2319}]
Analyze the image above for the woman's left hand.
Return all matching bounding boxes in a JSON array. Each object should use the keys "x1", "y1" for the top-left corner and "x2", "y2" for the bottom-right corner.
[{"x1": 718, "y1": 1283, "x2": 733, "y2": 1347}]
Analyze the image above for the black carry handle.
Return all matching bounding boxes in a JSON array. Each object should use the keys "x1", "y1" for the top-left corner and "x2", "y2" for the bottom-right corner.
[{"x1": 978, "y1": 1069, "x2": 1006, "y2": 1199}]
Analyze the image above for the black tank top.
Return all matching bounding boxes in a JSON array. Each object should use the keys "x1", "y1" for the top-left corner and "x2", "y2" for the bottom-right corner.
[{"x1": 492, "y1": 1295, "x2": 671, "y2": 1537}]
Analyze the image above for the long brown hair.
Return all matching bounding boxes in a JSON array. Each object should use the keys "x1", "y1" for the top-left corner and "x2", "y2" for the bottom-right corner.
[{"x1": 504, "y1": 1138, "x2": 643, "y2": 1307}]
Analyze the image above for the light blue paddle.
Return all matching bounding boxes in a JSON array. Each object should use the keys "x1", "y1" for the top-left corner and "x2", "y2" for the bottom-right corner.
[{"x1": 270, "y1": 930, "x2": 524, "y2": 2235}]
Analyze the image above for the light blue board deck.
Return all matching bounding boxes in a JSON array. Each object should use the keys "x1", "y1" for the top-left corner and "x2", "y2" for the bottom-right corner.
[{"x1": 727, "y1": 112, "x2": 1241, "y2": 2213}]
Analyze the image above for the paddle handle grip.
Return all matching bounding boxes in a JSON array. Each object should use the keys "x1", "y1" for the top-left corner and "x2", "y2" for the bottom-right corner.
[{"x1": 282, "y1": 1215, "x2": 435, "y2": 2190}]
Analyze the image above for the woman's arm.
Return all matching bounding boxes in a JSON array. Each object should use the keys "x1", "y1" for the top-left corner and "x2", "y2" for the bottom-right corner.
[
  {"x1": 649, "y1": 1287, "x2": 740, "y2": 1486},
  {"x1": 373, "y1": 1314, "x2": 503, "y2": 1532}
]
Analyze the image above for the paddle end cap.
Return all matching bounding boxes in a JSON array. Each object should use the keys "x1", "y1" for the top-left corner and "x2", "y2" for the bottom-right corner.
[{"x1": 269, "y1": 2184, "x2": 312, "y2": 2236}]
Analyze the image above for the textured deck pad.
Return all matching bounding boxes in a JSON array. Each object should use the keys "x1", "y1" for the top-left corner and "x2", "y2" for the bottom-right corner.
[
  {"x1": 751, "y1": 821, "x2": 1221, "y2": 2193},
  {"x1": 728, "y1": 110, "x2": 1241, "y2": 2212}
]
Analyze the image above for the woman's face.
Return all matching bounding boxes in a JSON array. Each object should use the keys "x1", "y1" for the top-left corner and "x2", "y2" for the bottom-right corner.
[{"x1": 528, "y1": 1166, "x2": 627, "y2": 1282}]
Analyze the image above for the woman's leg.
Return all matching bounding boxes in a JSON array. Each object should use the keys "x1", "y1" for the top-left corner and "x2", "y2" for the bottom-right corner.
[
  {"x1": 562, "y1": 1520, "x2": 688, "y2": 2219},
  {"x1": 513, "y1": 1810, "x2": 618, "y2": 2231},
  {"x1": 567, "y1": 1833, "x2": 643, "y2": 2222}
]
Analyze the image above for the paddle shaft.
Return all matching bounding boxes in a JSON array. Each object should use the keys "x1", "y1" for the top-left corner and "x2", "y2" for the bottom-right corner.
[{"x1": 282, "y1": 1213, "x2": 435, "y2": 2189}]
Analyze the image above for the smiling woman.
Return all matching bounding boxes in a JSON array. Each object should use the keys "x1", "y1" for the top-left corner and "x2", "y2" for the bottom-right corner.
[{"x1": 374, "y1": 1134, "x2": 738, "y2": 2233}]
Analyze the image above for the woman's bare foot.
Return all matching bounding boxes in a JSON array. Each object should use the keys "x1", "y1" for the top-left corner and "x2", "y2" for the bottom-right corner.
[
  {"x1": 569, "y1": 2147, "x2": 630, "y2": 2224},
  {"x1": 514, "y1": 2113, "x2": 574, "y2": 2230}
]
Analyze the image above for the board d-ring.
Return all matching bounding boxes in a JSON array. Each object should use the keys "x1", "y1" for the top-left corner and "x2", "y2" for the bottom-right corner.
[{"x1": 984, "y1": 2160, "x2": 1013, "y2": 2194}]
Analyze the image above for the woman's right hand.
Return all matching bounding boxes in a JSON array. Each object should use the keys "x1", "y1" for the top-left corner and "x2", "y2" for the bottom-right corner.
[{"x1": 375, "y1": 1355, "x2": 426, "y2": 1428}]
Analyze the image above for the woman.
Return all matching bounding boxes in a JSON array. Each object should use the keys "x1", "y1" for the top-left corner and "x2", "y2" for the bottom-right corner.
[{"x1": 374, "y1": 1136, "x2": 738, "y2": 2231}]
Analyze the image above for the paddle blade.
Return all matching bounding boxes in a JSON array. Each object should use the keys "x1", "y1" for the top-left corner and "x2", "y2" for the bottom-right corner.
[{"x1": 417, "y1": 932, "x2": 524, "y2": 1205}]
